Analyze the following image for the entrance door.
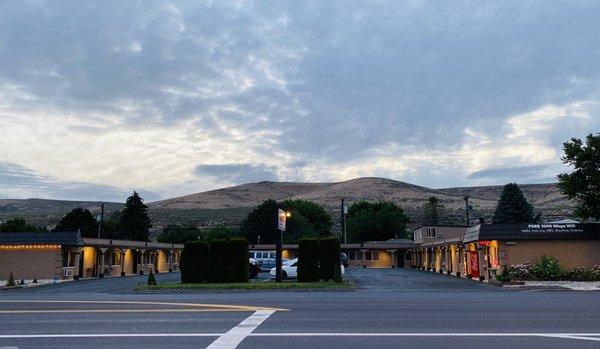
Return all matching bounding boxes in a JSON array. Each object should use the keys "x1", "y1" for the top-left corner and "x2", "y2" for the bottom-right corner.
[
  {"x1": 469, "y1": 251, "x2": 480, "y2": 278},
  {"x1": 78, "y1": 251, "x2": 84, "y2": 278},
  {"x1": 132, "y1": 250, "x2": 138, "y2": 274}
]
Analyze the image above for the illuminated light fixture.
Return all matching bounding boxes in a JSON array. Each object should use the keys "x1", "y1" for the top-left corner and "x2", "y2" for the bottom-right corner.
[
  {"x1": 0, "y1": 244, "x2": 62, "y2": 250},
  {"x1": 285, "y1": 211, "x2": 292, "y2": 218}
]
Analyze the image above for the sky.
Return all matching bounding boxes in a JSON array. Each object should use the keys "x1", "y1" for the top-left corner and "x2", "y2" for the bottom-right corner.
[{"x1": 0, "y1": 0, "x2": 599, "y2": 202}]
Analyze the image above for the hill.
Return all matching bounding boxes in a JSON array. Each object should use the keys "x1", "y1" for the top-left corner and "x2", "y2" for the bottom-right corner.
[{"x1": 0, "y1": 178, "x2": 575, "y2": 231}]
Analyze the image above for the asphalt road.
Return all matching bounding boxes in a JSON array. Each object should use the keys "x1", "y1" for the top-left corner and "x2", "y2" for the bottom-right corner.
[{"x1": 1, "y1": 268, "x2": 599, "y2": 348}]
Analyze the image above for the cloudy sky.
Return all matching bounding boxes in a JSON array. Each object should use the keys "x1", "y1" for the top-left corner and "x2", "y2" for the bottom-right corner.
[{"x1": 1, "y1": 1, "x2": 599, "y2": 202}]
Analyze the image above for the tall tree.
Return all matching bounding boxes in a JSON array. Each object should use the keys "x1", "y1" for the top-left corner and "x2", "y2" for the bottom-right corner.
[
  {"x1": 346, "y1": 201, "x2": 410, "y2": 243},
  {"x1": 558, "y1": 133, "x2": 600, "y2": 221},
  {"x1": 54, "y1": 208, "x2": 99, "y2": 237},
  {"x1": 118, "y1": 192, "x2": 152, "y2": 241},
  {"x1": 0, "y1": 217, "x2": 45, "y2": 232},
  {"x1": 240, "y1": 199, "x2": 279, "y2": 244},
  {"x1": 423, "y1": 196, "x2": 444, "y2": 225},
  {"x1": 493, "y1": 183, "x2": 535, "y2": 223},
  {"x1": 240, "y1": 199, "x2": 332, "y2": 244}
]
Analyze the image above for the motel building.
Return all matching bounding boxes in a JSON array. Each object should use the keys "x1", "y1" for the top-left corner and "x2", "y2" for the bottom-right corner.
[
  {"x1": 0, "y1": 231, "x2": 183, "y2": 282},
  {"x1": 411, "y1": 223, "x2": 600, "y2": 281},
  {"x1": 250, "y1": 240, "x2": 417, "y2": 268}
]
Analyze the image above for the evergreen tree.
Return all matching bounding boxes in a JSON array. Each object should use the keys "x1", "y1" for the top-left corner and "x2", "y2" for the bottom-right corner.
[
  {"x1": 558, "y1": 133, "x2": 600, "y2": 221},
  {"x1": 423, "y1": 197, "x2": 444, "y2": 225},
  {"x1": 118, "y1": 192, "x2": 152, "y2": 241},
  {"x1": 54, "y1": 208, "x2": 99, "y2": 237},
  {"x1": 493, "y1": 183, "x2": 535, "y2": 223}
]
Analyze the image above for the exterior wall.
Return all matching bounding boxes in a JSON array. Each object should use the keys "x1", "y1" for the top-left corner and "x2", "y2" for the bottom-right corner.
[
  {"x1": 123, "y1": 249, "x2": 134, "y2": 274},
  {"x1": 157, "y1": 250, "x2": 169, "y2": 272},
  {"x1": 0, "y1": 247, "x2": 62, "y2": 280},
  {"x1": 503, "y1": 240, "x2": 600, "y2": 270},
  {"x1": 81, "y1": 246, "x2": 97, "y2": 278}
]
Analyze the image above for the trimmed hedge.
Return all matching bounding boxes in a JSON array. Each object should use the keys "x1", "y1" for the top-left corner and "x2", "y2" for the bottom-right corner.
[
  {"x1": 319, "y1": 237, "x2": 342, "y2": 282},
  {"x1": 228, "y1": 238, "x2": 250, "y2": 282},
  {"x1": 297, "y1": 238, "x2": 320, "y2": 282},
  {"x1": 208, "y1": 239, "x2": 229, "y2": 283},
  {"x1": 180, "y1": 241, "x2": 208, "y2": 283}
]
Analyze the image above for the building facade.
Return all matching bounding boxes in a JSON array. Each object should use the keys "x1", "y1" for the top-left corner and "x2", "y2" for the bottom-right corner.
[{"x1": 0, "y1": 231, "x2": 183, "y2": 282}]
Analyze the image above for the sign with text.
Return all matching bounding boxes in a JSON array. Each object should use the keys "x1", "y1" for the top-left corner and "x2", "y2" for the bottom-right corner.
[
  {"x1": 278, "y1": 209, "x2": 287, "y2": 231},
  {"x1": 469, "y1": 251, "x2": 480, "y2": 278}
]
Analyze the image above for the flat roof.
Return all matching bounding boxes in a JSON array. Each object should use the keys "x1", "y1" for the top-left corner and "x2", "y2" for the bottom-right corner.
[
  {"x1": 463, "y1": 223, "x2": 600, "y2": 243},
  {"x1": 0, "y1": 231, "x2": 183, "y2": 249},
  {"x1": 0, "y1": 231, "x2": 84, "y2": 246}
]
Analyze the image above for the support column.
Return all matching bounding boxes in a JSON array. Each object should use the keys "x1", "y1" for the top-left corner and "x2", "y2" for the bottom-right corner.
[
  {"x1": 120, "y1": 249, "x2": 126, "y2": 276},
  {"x1": 168, "y1": 250, "x2": 174, "y2": 272},
  {"x1": 99, "y1": 248, "x2": 108, "y2": 278},
  {"x1": 139, "y1": 249, "x2": 145, "y2": 275}
]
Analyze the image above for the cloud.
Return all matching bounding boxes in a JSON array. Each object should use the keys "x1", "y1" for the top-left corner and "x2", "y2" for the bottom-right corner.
[
  {"x1": 195, "y1": 163, "x2": 278, "y2": 184},
  {"x1": 0, "y1": 161, "x2": 157, "y2": 202},
  {"x1": 0, "y1": 1, "x2": 599, "y2": 199},
  {"x1": 467, "y1": 164, "x2": 561, "y2": 183}
]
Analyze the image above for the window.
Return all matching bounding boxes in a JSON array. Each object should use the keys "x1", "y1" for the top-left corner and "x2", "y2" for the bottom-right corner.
[
  {"x1": 269, "y1": 253, "x2": 275, "y2": 259},
  {"x1": 62, "y1": 251, "x2": 75, "y2": 267},
  {"x1": 348, "y1": 251, "x2": 362, "y2": 260},
  {"x1": 371, "y1": 251, "x2": 379, "y2": 261},
  {"x1": 425, "y1": 228, "x2": 436, "y2": 238},
  {"x1": 249, "y1": 252, "x2": 254, "y2": 258}
]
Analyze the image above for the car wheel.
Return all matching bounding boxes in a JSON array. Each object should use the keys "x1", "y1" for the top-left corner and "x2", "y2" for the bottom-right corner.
[{"x1": 282, "y1": 270, "x2": 287, "y2": 279}]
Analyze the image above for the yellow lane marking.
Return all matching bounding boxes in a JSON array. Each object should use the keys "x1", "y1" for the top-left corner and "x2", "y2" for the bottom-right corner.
[
  {"x1": 0, "y1": 309, "x2": 262, "y2": 314},
  {"x1": 0, "y1": 300, "x2": 288, "y2": 312}
]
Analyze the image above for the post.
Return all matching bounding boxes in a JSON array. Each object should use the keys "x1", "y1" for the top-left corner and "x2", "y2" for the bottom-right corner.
[
  {"x1": 275, "y1": 228, "x2": 282, "y2": 282},
  {"x1": 341, "y1": 198, "x2": 347, "y2": 244}
]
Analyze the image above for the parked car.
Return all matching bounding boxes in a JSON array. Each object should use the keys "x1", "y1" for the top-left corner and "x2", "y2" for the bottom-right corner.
[
  {"x1": 269, "y1": 258, "x2": 345, "y2": 279},
  {"x1": 249, "y1": 258, "x2": 260, "y2": 279}
]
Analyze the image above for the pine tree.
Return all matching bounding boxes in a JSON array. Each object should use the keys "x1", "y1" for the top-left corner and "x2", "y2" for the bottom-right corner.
[
  {"x1": 493, "y1": 183, "x2": 535, "y2": 223},
  {"x1": 118, "y1": 192, "x2": 152, "y2": 241},
  {"x1": 423, "y1": 197, "x2": 444, "y2": 225},
  {"x1": 147, "y1": 271, "x2": 157, "y2": 285}
]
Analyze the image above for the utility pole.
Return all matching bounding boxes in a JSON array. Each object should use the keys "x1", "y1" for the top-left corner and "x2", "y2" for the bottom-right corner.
[
  {"x1": 341, "y1": 198, "x2": 347, "y2": 244},
  {"x1": 464, "y1": 196, "x2": 470, "y2": 226},
  {"x1": 97, "y1": 203, "x2": 105, "y2": 239}
]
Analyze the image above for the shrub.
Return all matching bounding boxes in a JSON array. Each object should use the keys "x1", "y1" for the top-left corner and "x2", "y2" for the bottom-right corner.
[
  {"x1": 318, "y1": 237, "x2": 342, "y2": 283},
  {"x1": 496, "y1": 265, "x2": 512, "y2": 282},
  {"x1": 563, "y1": 267, "x2": 594, "y2": 281},
  {"x1": 227, "y1": 238, "x2": 249, "y2": 283},
  {"x1": 592, "y1": 264, "x2": 600, "y2": 279},
  {"x1": 508, "y1": 263, "x2": 531, "y2": 280},
  {"x1": 297, "y1": 238, "x2": 320, "y2": 282},
  {"x1": 530, "y1": 256, "x2": 563, "y2": 281},
  {"x1": 208, "y1": 239, "x2": 228, "y2": 283},
  {"x1": 180, "y1": 241, "x2": 208, "y2": 283},
  {"x1": 147, "y1": 271, "x2": 157, "y2": 285},
  {"x1": 6, "y1": 271, "x2": 16, "y2": 287}
]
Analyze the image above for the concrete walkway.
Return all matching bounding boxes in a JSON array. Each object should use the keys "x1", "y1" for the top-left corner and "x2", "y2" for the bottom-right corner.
[{"x1": 346, "y1": 267, "x2": 498, "y2": 291}]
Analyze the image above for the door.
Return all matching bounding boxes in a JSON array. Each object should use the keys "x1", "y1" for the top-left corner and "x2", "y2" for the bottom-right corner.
[
  {"x1": 469, "y1": 251, "x2": 480, "y2": 278},
  {"x1": 132, "y1": 250, "x2": 138, "y2": 274}
]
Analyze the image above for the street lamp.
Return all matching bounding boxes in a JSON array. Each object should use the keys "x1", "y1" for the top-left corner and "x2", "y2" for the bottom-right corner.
[{"x1": 275, "y1": 209, "x2": 291, "y2": 283}]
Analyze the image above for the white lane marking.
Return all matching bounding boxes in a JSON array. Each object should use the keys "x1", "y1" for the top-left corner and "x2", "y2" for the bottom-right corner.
[
  {"x1": 0, "y1": 334, "x2": 221, "y2": 339},
  {"x1": 206, "y1": 309, "x2": 276, "y2": 349},
  {"x1": 1, "y1": 332, "x2": 599, "y2": 342}
]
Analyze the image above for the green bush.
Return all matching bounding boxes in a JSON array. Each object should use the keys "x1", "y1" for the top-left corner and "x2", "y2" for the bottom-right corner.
[
  {"x1": 227, "y1": 238, "x2": 249, "y2": 282},
  {"x1": 563, "y1": 267, "x2": 594, "y2": 280},
  {"x1": 208, "y1": 239, "x2": 229, "y2": 283},
  {"x1": 496, "y1": 265, "x2": 512, "y2": 282},
  {"x1": 180, "y1": 241, "x2": 208, "y2": 283},
  {"x1": 297, "y1": 238, "x2": 320, "y2": 282},
  {"x1": 318, "y1": 237, "x2": 342, "y2": 283},
  {"x1": 530, "y1": 256, "x2": 563, "y2": 281},
  {"x1": 147, "y1": 271, "x2": 157, "y2": 285}
]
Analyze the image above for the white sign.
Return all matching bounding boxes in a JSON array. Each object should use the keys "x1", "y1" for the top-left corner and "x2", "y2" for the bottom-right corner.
[{"x1": 278, "y1": 209, "x2": 287, "y2": 231}]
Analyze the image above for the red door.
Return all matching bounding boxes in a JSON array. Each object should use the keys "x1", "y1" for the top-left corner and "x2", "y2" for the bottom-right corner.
[{"x1": 469, "y1": 251, "x2": 480, "y2": 278}]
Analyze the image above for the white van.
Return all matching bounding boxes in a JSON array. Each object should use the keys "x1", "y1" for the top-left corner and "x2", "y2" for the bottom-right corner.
[{"x1": 249, "y1": 251, "x2": 277, "y2": 271}]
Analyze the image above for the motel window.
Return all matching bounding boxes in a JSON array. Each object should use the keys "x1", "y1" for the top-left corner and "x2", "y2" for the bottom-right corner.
[
  {"x1": 62, "y1": 251, "x2": 75, "y2": 268},
  {"x1": 109, "y1": 251, "x2": 121, "y2": 266},
  {"x1": 348, "y1": 251, "x2": 362, "y2": 260},
  {"x1": 425, "y1": 228, "x2": 436, "y2": 238},
  {"x1": 363, "y1": 251, "x2": 379, "y2": 261}
]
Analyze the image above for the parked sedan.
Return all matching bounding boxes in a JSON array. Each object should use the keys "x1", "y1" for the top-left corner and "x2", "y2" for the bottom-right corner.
[{"x1": 269, "y1": 258, "x2": 345, "y2": 279}]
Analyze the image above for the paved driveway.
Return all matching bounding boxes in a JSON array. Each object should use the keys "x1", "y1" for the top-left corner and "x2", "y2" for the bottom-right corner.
[{"x1": 346, "y1": 267, "x2": 498, "y2": 291}]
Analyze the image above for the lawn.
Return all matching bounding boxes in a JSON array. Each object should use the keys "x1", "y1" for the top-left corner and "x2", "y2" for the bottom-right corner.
[{"x1": 138, "y1": 280, "x2": 354, "y2": 292}]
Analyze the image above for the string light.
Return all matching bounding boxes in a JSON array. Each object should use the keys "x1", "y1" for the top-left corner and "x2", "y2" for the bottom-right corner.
[{"x1": 0, "y1": 244, "x2": 61, "y2": 250}]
